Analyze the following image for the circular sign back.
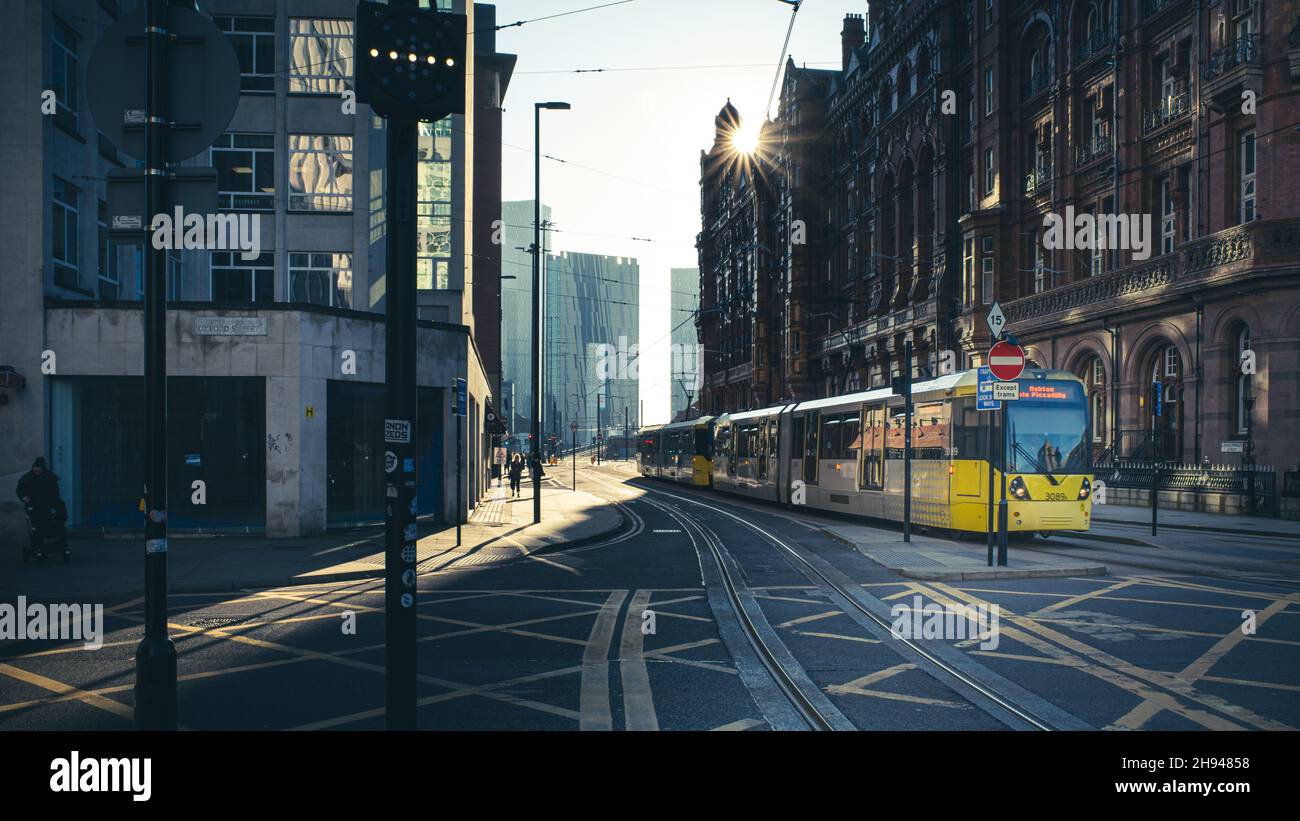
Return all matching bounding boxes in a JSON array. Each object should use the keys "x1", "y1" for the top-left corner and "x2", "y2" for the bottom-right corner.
[{"x1": 87, "y1": 6, "x2": 241, "y2": 162}]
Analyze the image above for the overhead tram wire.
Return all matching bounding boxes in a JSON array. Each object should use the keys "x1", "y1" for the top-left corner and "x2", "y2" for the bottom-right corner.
[
  {"x1": 766, "y1": 0, "x2": 804, "y2": 121},
  {"x1": 515, "y1": 60, "x2": 840, "y2": 75},
  {"x1": 495, "y1": 0, "x2": 639, "y2": 31}
]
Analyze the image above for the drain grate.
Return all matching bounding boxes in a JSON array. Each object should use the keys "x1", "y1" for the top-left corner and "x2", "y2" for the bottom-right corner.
[{"x1": 186, "y1": 617, "x2": 244, "y2": 629}]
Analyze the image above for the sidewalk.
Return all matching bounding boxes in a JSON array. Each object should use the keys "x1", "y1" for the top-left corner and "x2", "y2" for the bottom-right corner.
[
  {"x1": 1035, "y1": 503, "x2": 1300, "y2": 578},
  {"x1": 1089, "y1": 503, "x2": 1300, "y2": 540},
  {"x1": 1, "y1": 479, "x2": 623, "y2": 600},
  {"x1": 816, "y1": 522, "x2": 1107, "y2": 581}
]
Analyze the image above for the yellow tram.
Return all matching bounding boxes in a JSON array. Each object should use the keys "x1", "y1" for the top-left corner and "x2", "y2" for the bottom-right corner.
[
  {"x1": 637, "y1": 417, "x2": 714, "y2": 487},
  {"x1": 640, "y1": 369, "x2": 1093, "y2": 535}
]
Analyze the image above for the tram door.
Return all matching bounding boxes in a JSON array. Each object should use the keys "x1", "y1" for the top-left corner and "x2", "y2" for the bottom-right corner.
[{"x1": 802, "y1": 410, "x2": 819, "y2": 485}]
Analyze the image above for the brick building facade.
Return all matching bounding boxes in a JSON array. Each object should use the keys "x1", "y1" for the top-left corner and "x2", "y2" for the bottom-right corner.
[{"x1": 698, "y1": 0, "x2": 1300, "y2": 492}]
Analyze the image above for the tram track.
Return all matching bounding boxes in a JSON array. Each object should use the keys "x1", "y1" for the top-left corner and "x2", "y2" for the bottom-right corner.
[
  {"x1": 571, "y1": 467, "x2": 849, "y2": 730},
  {"x1": 580, "y1": 468, "x2": 1094, "y2": 731}
]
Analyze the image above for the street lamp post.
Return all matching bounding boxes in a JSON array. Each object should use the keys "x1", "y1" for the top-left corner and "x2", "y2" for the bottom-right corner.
[{"x1": 532, "y1": 101, "x2": 569, "y2": 524}]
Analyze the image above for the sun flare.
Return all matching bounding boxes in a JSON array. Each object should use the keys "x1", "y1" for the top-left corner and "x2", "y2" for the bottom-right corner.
[{"x1": 728, "y1": 120, "x2": 762, "y2": 155}]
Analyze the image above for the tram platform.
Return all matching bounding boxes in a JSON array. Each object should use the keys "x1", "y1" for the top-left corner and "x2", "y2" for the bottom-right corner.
[{"x1": 817, "y1": 524, "x2": 1108, "y2": 581}]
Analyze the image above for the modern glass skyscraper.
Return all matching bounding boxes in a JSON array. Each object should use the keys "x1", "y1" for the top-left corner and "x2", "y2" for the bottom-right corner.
[
  {"x1": 500, "y1": 200, "x2": 550, "y2": 446},
  {"x1": 545, "y1": 251, "x2": 640, "y2": 452},
  {"x1": 670, "y1": 267, "x2": 700, "y2": 421}
]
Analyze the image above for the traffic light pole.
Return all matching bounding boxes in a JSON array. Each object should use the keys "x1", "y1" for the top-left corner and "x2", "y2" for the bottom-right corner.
[
  {"x1": 383, "y1": 106, "x2": 419, "y2": 730},
  {"x1": 135, "y1": 0, "x2": 178, "y2": 731}
]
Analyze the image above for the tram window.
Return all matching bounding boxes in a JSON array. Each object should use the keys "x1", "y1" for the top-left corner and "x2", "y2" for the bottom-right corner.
[
  {"x1": 695, "y1": 427, "x2": 709, "y2": 456},
  {"x1": 768, "y1": 421, "x2": 779, "y2": 460},
  {"x1": 820, "y1": 415, "x2": 841, "y2": 458},
  {"x1": 792, "y1": 417, "x2": 805, "y2": 453},
  {"x1": 886, "y1": 411, "x2": 906, "y2": 459},
  {"x1": 842, "y1": 414, "x2": 861, "y2": 460},
  {"x1": 861, "y1": 406, "x2": 884, "y2": 488},
  {"x1": 819, "y1": 413, "x2": 859, "y2": 460},
  {"x1": 952, "y1": 397, "x2": 1002, "y2": 467},
  {"x1": 915, "y1": 402, "x2": 947, "y2": 460}
]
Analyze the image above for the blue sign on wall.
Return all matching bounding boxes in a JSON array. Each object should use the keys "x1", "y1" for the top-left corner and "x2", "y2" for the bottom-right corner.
[{"x1": 455, "y1": 378, "x2": 467, "y2": 418}]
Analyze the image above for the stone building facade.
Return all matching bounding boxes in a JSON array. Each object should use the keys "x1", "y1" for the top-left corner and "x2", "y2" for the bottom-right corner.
[
  {"x1": 697, "y1": 1, "x2": 1300, "y2": 497},
  {"x1": 0, "y1": 0, "x2": 507, "y2": 537}
]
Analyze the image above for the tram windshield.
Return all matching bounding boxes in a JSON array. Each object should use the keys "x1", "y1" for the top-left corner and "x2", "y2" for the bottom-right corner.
[{"x1": 1005, "y1": 381, "x2": 1090, "y2": 474}]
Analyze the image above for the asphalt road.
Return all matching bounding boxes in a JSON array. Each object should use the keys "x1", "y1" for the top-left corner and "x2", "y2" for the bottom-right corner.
[{"x1": 1, "y1": 461, "x2": 1297, "y2": 731}]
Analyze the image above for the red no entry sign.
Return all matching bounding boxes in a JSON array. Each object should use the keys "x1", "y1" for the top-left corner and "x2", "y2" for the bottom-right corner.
[{"x1": 988, "y1": 340, "x2": 1026, "y2": 381}]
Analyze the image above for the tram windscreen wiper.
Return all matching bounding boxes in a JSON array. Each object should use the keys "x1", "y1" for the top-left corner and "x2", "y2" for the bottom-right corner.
[{"x1": 1012, "y1": 441, "x2": 1060, "y2": 486}]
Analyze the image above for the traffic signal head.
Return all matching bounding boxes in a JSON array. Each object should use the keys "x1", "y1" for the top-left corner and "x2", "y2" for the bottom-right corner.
[{"x1": 355, "y1": 1, "x2": 466, "y2": 120}]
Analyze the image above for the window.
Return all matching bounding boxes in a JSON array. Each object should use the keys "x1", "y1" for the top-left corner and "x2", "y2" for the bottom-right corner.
[
  {"x1": 819, "y1": 413, "x2": 860, "y2": 461},
  {"x1": 981, "y1": 257, "x2": 994, "y2": 305},
  {"x1": 984, "y1": 148, "x2": 994, "y2": 195},
  {"x1": 211, "y1": 251, "x2": 274, "y2": 303},
  {"x1": 289, "y1": 134, "x2": 353, "y2": 211},
  {"x1": 963, "y1": 238, "x2": 975, "y2": 306},
  {"x1": 290, "y1": 252, "x2": 354, "y2": 309},
  {"x1": 97, "y1": 201, "x2": 117, "y2": 300},
  {"x1": 860, "y1": 406, "x2": 884, "y2": 488},
  {"x1": 417, "y1": 119, "x2": 454, "y2": 289},
  {"x1": 214, "y1": 16, "x2": 275, "y2": 93},
  {"x1": 1240, "y1": 130, "x2": 1256, "y2": 224},
  {"x1": 52, "y1": 177, "x2": 79, "y2": 289},
  {"x1": 1162, "y1": 346, "x2": 1179, "y2": 378},
  {"x1": 1083, "y1": 357, "x2": 1107, "y2": 444},
  {"x1": 98, "y1": 0, "x2": 119, "y2": 17},
  {"x1": 289, "y1": 19, "x2": 354, "y2": 94},
  {"x1": 985, "y1": 67, "x2": 994, "y2": 115},
  {"x1": 167, "y1": 249, "x2": 183, "y2": 301},
  {"x1": 51, "y1": 19, "x2": 78, "y2": 132},
  {"x1": 967, "y1": 172, "x2": 976, "y2": 213},
  {"x1": 1032, "y1": 237, "x2": 1047, "y2": 294},
  {"x1": 212, "y1": 133, "x2": 275, "y2": 211},
  {"x1": 1160, "y1": 177, "x2": 1176, "y2": 255},
  {"x1": 1235, "y1": 326, "x2": 1252, "y2": 435}
]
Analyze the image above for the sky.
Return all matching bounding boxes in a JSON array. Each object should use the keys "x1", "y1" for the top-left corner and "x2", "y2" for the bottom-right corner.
[{"x1": 490, "y1": 0, "x2": 852, "y2": 425}]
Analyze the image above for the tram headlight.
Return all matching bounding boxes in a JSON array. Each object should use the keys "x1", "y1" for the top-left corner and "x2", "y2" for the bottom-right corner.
[
  {"x1": 1078, "y1": 477, "x2": 1092, "y2": 500},
  {"x1": 1009, "y1": 476, "x2": 1030, "y2": 500}
]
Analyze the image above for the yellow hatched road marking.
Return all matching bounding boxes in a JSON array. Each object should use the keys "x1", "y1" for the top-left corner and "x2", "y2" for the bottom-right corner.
[
  {"x1": 580, "y1": 591, "x2": 626, "y2": 731},
  {"x1": 0, "y1": 662, "x2": 134, "y2": 722},
  {"x1": 710, "y1": 718, "x2": 764, "y2": 731},
  {"x1": 620, "y1": 590, "x2": 659, "y2": 731},
  {"x1": 1113, "y1": 597, "x2": 1292, "y2": 730},
  {"x1": 920, "y1": 583, "x2": 1252, "y2": 731}
]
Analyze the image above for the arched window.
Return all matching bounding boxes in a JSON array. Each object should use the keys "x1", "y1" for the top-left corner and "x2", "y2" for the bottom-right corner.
[
  {"x1": 917, "y1": 44, "x2": 932, "y2": 82},
  {"x1": 1086, "y1": 4, "x2": 1102, "y2": 38},
  {"x1": 1234, "y1": 325, "x2": 1253, "y2": 435},
  {"x1": 897, "y1": 61, "x2": 911, "y2": 102},
  {"x1": 1079, "y1": 356, "x2": 1107, "y2": 445},
  {"x1": 1148, "y1": 344, "x2": 1182, "y2": 457}
]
